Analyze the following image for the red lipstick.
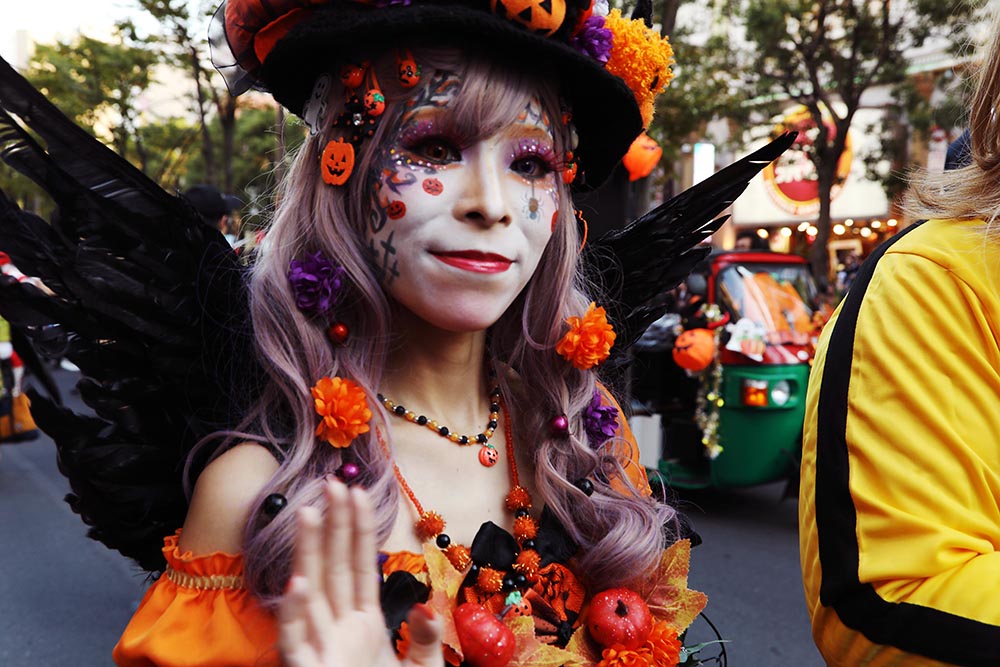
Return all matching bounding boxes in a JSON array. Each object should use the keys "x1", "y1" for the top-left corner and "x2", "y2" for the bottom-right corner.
[{"x1": 433, "y1": 250, "x2": 512, "y2": 274}]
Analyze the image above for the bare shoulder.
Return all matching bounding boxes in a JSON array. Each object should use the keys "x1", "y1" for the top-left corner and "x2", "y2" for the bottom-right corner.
[{"x1": 178, "y1": 441, "x2": 281, "y2": 555}]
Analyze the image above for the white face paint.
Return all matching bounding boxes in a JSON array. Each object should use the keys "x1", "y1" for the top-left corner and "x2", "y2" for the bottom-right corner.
[{"x1": 366, "y1": 71, "x2": 561, "y2": 333}]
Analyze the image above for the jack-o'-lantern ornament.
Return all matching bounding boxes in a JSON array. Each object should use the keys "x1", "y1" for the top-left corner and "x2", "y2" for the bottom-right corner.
[
  {"x1": 321, "y1": 138, "x2": 355, "y2": 186},
  {"x1": 397, "y1": 51, "x2": 421, "y2": 88},
  {"x1": 672, "y1": 328, "x2": 715, "y2": 372},
  {"x1": 490, "y1": 0, "x2": 567, "y2": 36},
  {"x1": 364, "y1": 88, "x2": 386, "y2": 116},
  {"x1": 340, "y1": 63, "x2": 367, "y2": 89}
]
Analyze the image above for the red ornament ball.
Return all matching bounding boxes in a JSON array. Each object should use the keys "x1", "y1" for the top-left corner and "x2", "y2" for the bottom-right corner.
[
  {"x1": 549, "y1": 414, "x2": 569, "y2": 436},
  {"x1": 340, "y1": 63, "x2": 366, "y2": 89},
  {"x1": 328, "y1": 322, "x2": 350, "y2": 345}
]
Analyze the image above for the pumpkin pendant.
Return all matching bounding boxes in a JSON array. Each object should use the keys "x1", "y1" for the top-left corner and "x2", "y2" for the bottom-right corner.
[{"x1": 479, "y1": 445, "x2": 499, "y2": 467}]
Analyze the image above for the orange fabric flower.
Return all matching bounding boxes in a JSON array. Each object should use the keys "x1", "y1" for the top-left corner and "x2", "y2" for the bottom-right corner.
[
  {"x1": 645, "y1": 621, "x2": 682, "y2": 666},
  {"x1": 596, "y1": 645, "x2": 654, "y2": 667},
  {"x1": 312, "y1": 376, "x2": 371, "y2": 447},
  {"x1": 556, "y1": 302, "x2": 616, "y2": 370}
]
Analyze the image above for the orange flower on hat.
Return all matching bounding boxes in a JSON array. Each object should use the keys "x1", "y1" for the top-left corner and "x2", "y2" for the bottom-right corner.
[
  {"x1": 556, "y1": 302, "x2": 616, "y2": 370},
  {"x1": 603, "y1": 9, "x2": 675, "y2": 128},
  {"x1": 312, "y1": 375, "x2": 371, "y2": 447}
]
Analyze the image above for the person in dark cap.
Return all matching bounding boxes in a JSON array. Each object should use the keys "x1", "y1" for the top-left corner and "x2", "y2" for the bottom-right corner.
[{"x1": 182, "y1": 184, "x2": 243, "y2": 245}]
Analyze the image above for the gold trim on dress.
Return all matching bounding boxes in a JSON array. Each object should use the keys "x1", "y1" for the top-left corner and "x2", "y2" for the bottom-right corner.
[{"x1": 165, "y1": 566, "x2": 245, "y2": 590}]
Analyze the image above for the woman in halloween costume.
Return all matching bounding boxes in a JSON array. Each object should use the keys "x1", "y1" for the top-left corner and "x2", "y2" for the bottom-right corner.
[
  {"x1": 799, "y1": 7, "x2": 1000, "y2": 666},
  {"x1": 0, "y1": 2, "x2": 793, "y2": 665}
]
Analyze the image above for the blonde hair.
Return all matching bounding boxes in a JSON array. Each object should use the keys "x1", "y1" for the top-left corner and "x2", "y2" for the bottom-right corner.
[{"x1": 904, "y1": 5, "x2": 1000, "y2": 226}]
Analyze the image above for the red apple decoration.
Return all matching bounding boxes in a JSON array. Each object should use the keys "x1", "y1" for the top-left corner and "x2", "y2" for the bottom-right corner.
[
  {"x1": 453, "y1": 602, "x2": 516, "y2": 667},
  {"x1": 587, "y1": 588, "x2": 653, "y2": 650}
]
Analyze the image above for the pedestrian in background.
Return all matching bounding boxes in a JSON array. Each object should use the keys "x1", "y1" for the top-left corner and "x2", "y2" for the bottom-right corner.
[
  {"x1": 799, "y1": 5, "x2": 1000, "y2": 665},
  {"x1": 182, "y1": 184, "x2": 243, "y2": 246}
]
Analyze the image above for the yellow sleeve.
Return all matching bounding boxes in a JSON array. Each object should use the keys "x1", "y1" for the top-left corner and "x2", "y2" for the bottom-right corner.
[
  {"x1": 800, "y1": 241, "x2": 1000, "y2": 667},
  {"x1": 113, "y1": 531, "x2": 279, "y2": 667}
]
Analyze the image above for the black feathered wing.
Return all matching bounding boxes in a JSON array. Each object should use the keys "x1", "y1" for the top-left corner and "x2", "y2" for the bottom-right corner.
[
  {"x1": 0, "y1": 56, "x2": 265, "y2": 572},
  {"x1": 586, "y1": 132, "x2": 796, "y2": 358}
]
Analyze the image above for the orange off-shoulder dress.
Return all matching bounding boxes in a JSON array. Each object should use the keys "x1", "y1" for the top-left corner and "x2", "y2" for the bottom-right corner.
[{"x1": 113, "y1": 402, "x2": 650, "y2": 667}]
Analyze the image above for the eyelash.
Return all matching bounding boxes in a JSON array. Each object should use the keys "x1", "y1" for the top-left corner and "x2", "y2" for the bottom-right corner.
[{"x1": 510, "y1": 140, "x2": 560, "y2": 179}]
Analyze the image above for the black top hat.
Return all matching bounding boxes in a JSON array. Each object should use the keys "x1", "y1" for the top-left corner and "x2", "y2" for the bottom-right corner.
[
  {"x1": 182, "y1": 184, "x2": 243, "y2": 220},
  {"x1": 209, "y1": 0, "x2": 675, "y2": 188}
]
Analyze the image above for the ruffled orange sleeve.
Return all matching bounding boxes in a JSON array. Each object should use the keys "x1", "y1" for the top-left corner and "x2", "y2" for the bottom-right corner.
[
  {"x1": 113, "y1": 530, "x2": 279, "y2": 667},
  {"x1": 599, "y1": 384, "x2": 652, "y2": 497}
]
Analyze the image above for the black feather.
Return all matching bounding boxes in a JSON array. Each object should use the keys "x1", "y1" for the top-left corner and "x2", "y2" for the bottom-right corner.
[
  {"x1": 0, "y1": 56, "x2": 266, "y2": 572},
  {"x1": 585, "y1": 132, "x2": 797, "y2": 358}
]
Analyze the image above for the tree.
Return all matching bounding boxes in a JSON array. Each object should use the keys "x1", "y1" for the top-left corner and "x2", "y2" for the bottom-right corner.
[
  {"x1": 738, "y1": 0, "x2": 984, "y2": 282},
  {"x1": 26, "y1": 30, "x2": 161, "y2": 171},
  {"x1": 132, "y1": 0, "x2": 241, "y2": 192}
]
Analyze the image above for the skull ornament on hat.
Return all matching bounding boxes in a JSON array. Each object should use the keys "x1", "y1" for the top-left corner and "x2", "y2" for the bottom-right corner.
[{"x1": 209, "y1": 0, "x2": 674, "y2": 189}]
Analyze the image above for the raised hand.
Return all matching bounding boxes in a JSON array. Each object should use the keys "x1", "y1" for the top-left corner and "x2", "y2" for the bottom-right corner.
[{"x1": 279, "y1": 479, "x2": 443, "y2": 667}]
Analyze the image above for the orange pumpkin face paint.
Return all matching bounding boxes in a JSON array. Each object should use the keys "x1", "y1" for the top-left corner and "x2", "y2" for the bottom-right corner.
[{"x1": 422, "y1": 178, "x2": 444, "y2": 196}]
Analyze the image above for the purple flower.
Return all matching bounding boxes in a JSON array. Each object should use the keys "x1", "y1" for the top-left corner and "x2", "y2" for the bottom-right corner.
[
  {"x1": 570, "y1": 16, "x2": 613, "y2": 65},
  {"x1": 287, "y1": 252, "x2": 345, "y2": 319},
  {"x1": 583, "y1": 388, "x2": 619, "y2": 448}
]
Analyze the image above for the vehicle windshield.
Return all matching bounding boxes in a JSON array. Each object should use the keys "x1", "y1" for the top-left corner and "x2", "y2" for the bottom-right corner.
[{"x1": 716, "y1": 262, "x2": 817, "y2": 345}]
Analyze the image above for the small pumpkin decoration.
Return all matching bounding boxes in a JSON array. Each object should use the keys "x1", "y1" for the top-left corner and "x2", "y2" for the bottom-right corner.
[
  {"x1": 320, "y1": 138, "x2": 355, "y2": 186},
  {"x1": 397, "y1": 52, "x2": 421, "y2": 88},
  {"x1": 672, "y1": 328, "x2": 715, "y2": 372},
  {"x1": 364, "y1": 88, "x2": 386, "y2": 116},
  {"x1": 587, "y1": 588, "x2": 653, "y2": 650},
  {"x1": 339, "y1": 63, "x2": 366, "y2": 89},
  {"x1": 490, "y1": 0, "x2": 567, "y2": 36},
  {"x1": 453, "y1": 603, "x2": 516, "y2": 667}
]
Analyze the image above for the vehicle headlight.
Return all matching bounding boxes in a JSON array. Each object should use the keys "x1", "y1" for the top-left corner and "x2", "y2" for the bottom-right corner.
[{"x1": 770, "y1": 380, "x2": 791, "y2": 406}]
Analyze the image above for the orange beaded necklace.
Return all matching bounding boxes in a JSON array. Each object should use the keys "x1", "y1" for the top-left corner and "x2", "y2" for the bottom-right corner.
[{"x1": 376, "y1": 401, "x2": 540, "y2": 583}]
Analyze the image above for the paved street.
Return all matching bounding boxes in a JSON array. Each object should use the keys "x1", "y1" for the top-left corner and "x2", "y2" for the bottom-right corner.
[{"x1": 0, "y1": 368, "x2": 823, "y2": 666}]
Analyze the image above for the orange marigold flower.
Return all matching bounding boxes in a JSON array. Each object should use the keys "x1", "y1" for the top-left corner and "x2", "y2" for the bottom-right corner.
[
  {"x1": 395, "y1": 621, "x2": 411, "y2": 658},
  {"x1": 603, "y1": 9, "x2": 674, "y2": 129},
  {"x1": 312, "y1": 376, "x2": 372, "y2": 447},
  {"x1": 556, "y1": 302, "x2": 616, "y2": 370},
  {"x1": 645, "y1": 621, "x2": 682, "y2": 666},
  {"x1": 415, "y1": 511, "x2": 445, "y2": 541},
  {"x1": 505, "y1": 485, "x2": 532, "y2": 511},
  {"x1": 597, "y1": 645, "x2": 655, "y2": 667},
  {"x1": 513, "y1": 515, "x2": 539, "y2": 541}
]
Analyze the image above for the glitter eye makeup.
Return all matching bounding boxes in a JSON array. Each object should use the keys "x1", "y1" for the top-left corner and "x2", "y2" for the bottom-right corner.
[{"x1": 508, "y1": 137, "x2": 560, "y2": 180}]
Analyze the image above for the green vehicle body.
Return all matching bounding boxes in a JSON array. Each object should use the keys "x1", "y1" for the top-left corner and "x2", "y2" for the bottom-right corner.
[{"x1": 641, "y1": 251, "x2": 820, "y2": 491}]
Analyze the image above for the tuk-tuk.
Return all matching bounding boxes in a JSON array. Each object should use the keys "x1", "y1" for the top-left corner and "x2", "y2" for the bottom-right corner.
[{"x1": 633, "y1": 250, "x2": 822, "y2": 491}]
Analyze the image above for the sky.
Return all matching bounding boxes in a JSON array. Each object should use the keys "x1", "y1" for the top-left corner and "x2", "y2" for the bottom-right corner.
[{"x1": 1, "y1": 1, "x2": 197, "y2": 67}]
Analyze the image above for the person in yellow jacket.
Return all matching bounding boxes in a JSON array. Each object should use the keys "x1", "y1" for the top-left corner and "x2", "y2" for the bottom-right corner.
[{"x1": 799, "y1": 9, "x2": 1000, "y2": 667}]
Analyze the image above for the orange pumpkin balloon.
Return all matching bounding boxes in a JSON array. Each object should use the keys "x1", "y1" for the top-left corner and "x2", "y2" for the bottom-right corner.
[
  {"x1": 490, "y1": 0, "x2": 567, "y2": 36},
  {"x1": 622, "y1": 133, "x2": 663, "y2": 182},
  {"x1": 672, "y1": 328, "x2": 715, "y2": 372}
]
